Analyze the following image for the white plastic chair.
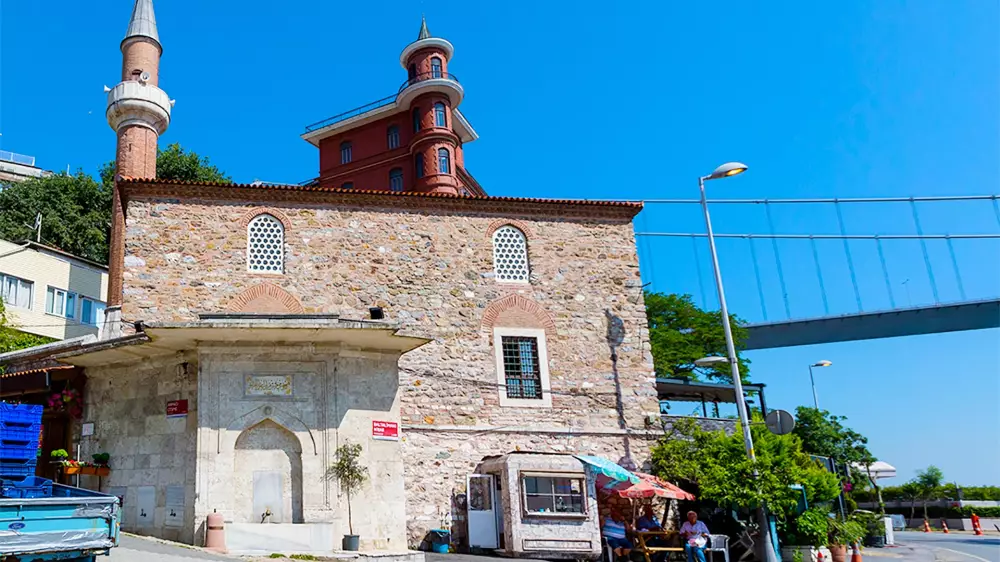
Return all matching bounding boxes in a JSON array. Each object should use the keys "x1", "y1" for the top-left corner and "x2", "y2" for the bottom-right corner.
[{"x1": 708, "y1": 534, "x2": 730, "y2": 562}]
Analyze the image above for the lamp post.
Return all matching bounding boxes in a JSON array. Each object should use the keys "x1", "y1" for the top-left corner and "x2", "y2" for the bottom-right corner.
[
  {"x1": 808, "y1": 360, "x2": 833, "y2": 409},
  {"x1": 698, "y1": 162, "x2": 779, "y2": 562}
]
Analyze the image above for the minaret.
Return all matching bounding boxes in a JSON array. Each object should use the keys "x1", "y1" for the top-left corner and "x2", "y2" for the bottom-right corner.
[
  {"x1": 398, "y1": 18, "x2": 464, "y2": 195},
  {"x1": 103, "y1": 0, "x2": 172, "y2": 338}
]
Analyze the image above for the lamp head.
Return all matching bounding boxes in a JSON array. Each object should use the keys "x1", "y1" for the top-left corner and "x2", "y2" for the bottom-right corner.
[
  {"x1": 695, "y1": 356, "x2": 730, "y2": 367},
  {"x1": 705, "y1": 162, "x2": 748, "y2": 180},
  {"x1": 812, "y1": 360, "x2": 833, "y2": 368}
]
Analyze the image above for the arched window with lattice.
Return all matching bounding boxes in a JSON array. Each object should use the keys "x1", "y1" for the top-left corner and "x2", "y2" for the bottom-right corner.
[
  {"x1": 492, "y1": 225, "x2": 529, "y2": 283},
  {"x1": 247, "y1": 214, "x2": 284, "y2": 274}
]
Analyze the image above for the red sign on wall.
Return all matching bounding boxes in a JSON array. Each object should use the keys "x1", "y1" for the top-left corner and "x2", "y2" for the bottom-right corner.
[
  {"x1": 166, "y1": 400, "x2": 188, "y2": 418},
  {"x1": 372, "y1": 420, "x2": 399, "y2": 441}
]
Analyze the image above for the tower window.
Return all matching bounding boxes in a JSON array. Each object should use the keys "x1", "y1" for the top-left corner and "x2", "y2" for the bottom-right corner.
[
  {"x1": 408, "y1": 63, "x2": 417, "y2": 80},
  {"x1": 492, "y1": 225, "x2": 529, "y2": 283},
  {"x1": 438, "y1": 147, "x2": 451, "y2": 174},
  {"x1": 415, "y1": 153, "x2": 425, "y2": 179},
  {"x1": 340, "y1": 141, "x2": 352, "y2": 164},
  {"x1": 412, "y1": 108, "x2": 421, "y2": 133},
  {"x1": 389, "y1": 168, "x2": 404, "y2": 192},
  {"x1": 387, "y1": 125, "x2": 400, "y2": 150},
  {"x1": 431, "y1": 57, "x2": 442, "y2": 78},
  {"x1": 341, "y1": 182, "x2": 354, "y2": 190},
  {"x1": 434, "y1": 103, "x2": 447, "y2": 127},
  {"x1": 247, "y1": 214, "x2": 284, "y2": 274}
]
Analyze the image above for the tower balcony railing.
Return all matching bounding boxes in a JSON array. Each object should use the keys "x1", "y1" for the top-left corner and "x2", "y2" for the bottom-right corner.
[{"x1": 398, "y1": 71, "x2": 460, "y2": 93}]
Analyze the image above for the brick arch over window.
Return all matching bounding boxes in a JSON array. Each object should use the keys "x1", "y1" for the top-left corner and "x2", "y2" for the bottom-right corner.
[
  {"x1": 486, "y1": 219, "x2": 534, "y2": 241},
  {"x1": 238, "y1": 207, "x2": 293, "y2": 231},
  {"x1": 227, "y1": 283, "x2": 305, "y2": 314},
  {"x1": 481, "y1": 294, "x2": 556, "y2": 338}
]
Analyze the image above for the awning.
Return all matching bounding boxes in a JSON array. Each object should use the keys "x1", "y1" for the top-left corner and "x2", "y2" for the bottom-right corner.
[
  {"x1": 575, "y1": 455, "x2": 640, "y2": 484},
  {"x1": 852, "y1": 461, "x2": 896, "y2": 480}
]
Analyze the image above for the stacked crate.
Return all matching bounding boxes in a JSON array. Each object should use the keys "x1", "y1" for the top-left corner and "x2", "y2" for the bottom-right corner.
[{"x1": 0, "y1": 402, "x2": 52, "y2": 498}]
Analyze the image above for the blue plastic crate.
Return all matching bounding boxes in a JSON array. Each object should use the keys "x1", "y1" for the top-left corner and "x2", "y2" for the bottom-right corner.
[
  {"x1": 0, "y1": 402, "x2": 44, "y2": 425},
  {"x1": 0, "y1": 443, "x2": 39, "y2": 460},
  {"x1": 0, "y1": 424, "x2": 41, "y2": 447},
  {"x1": 0, "y1": 458, "x2": 37, "y2": 480},
  {"x1": 0, "y1": 475, "x2": 52, "y2": 499}
]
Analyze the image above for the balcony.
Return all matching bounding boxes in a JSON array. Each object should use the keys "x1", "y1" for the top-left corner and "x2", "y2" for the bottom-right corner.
[{"x1": 396, "y1": 71, "x2": 463, "y2": 108}]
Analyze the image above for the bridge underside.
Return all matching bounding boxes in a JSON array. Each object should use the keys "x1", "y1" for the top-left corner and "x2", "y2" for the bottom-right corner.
[{"x1": 744, "y1": 298, "x2": 1000, "y2": 350}]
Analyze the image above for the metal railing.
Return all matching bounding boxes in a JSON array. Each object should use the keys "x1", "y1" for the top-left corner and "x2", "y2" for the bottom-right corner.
[
  {"x1": 303, "y1": 72, "x2": 460, "y2": 134},
  {"x1": 303, "y1": 94, "x2": 397, "y2": 134},
  {"x1": 398, "y1": 71, "x2": 460, "y2": 93},
  {"x1": 0, "y1": 151, "x2": 35, "y2": 167}
]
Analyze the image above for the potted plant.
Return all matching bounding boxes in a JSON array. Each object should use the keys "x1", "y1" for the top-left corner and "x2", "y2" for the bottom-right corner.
[
  {"x1": 852, "y1": 511, "x2": 886, "y2": 547},
  {"x1": 781, "y1": 508, "x2": 831, "y2": 562},
  {"x1": 93, "y1": 453, "x2": 111, "y2": 476},
  {"x1": 328, "y1": 442, "x2": 368, "y2": 551},
  {"x1": 61, "y1": 458, "x2": 82, "y2": 475},
  {"x1": 50, "y1": 449, "x2": 69, "y2": 463},
  {"x1": 828, "y1": 518, "x2": 865, "y2": 562}
]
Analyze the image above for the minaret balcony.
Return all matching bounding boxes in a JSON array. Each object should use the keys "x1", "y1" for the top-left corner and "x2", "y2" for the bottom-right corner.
[
  {"x1": 106, "y1": 81, "x2": 171, "y2": 134},
  {"x1": 396, "y1": 71, "x2": 463, "y2": 109}
]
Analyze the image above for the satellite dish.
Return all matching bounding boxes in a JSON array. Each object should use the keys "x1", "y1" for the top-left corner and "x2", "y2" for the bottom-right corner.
[
  {"x1": 139, "y1": 71, "x2": 151, "y2": 83},
  {"x1": 765, "y1": 409, "x2": 795, "y2": 435},
  {"x1": 103, "y1": 85, "x2": 112, "y2": 93}
]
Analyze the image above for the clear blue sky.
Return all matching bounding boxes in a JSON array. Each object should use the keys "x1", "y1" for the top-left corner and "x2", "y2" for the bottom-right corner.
[{"x1": 2, "y1": 1, "x2": 998, "y2": 484}]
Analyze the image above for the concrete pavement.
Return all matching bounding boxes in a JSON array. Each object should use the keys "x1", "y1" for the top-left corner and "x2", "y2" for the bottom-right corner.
[
  {"x1": 896, "y1": 530, "x2": 1000, "y2": 562},
  {"x1": 108, "y1": 534, "x2": 235, "y2": 562}
]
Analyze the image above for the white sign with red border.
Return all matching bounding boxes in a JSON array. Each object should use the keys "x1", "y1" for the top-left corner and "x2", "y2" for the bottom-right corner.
[{"x1": 372, "y1": 420, "x2": 399, "y2": 441}]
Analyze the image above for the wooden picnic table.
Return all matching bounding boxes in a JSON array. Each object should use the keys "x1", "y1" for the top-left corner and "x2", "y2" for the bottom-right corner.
[{"x1": 635, "y1": 530, "x2": 684, "y2": 562}]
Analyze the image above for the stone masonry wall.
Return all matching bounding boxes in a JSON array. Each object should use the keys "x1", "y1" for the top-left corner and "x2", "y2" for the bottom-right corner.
[
  {"x1": 120, "y1": 197, "x2": 660, "y2": 546},
  {"x1": 82, "y1": 354, "x2": 198, "y2": 544}
]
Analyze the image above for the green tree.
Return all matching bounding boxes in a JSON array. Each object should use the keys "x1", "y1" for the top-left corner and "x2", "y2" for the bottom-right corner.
[
  {"x1": 0, "y1": 300, "x2": 54, "y2": 355},
  {"x1": 644, "y1": 292, "x2": 750, "y2": 383},
  {"x1": 915, "y1": 465, "x2": 944, "y2": 520},
  {"x1": 98, "y1": 143, "x2": 230, "y2": 186},
  {"x1": 0, "y1": 172, "x2": 112, "y2": 264},
  {"x1": 326, "y1": 442, "x2": 368, "y2": 536},
  {"x1": 651, "y1": 416, "x2": 840, "y2": 519},
  {"x1": 0, "y1": 144, "x2": 229, "y2": 265}
]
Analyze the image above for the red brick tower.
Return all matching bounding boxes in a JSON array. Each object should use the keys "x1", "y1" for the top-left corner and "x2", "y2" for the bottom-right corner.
[
  {"x1": 104, "y1": 0, "x2": 172, "y2": 337},
  {"x1": 399, "y1": 18, "x2": 464, "y2": 194},
  {"x1": 302, "y1": 19, "x2": 483, "y2": 196}
]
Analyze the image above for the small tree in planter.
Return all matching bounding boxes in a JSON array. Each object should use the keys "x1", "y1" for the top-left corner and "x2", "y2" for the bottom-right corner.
[
  {"x1": 328, "y1": 442, "x2": 368, "y2": 551},
  {"x1": 828, "y1": 518, "x2": 865, "y2": 562},
  {"x1": 781, "y1": 508, "x2": 831, "y2": 562}
]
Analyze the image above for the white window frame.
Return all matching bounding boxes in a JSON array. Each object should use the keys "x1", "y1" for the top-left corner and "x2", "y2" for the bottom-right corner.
[
  {"x1": 493, "y1": 327, "x2": 552, "y2": 408},
  {"x1": 519, "y1": 472, "x2": 588, "y2": 517},
  {"x1": 1, "y1": 273, "x2": 33, "y2": 310},
  {"x1": 45, "y1": 286, "x2": 77, "y2": 319},
  {"x1": 492, "y1": 225, "x2": 530, "y2": 284},
  {"x1": 247, "y1": 213, "x2": 285, "y2": 274}
]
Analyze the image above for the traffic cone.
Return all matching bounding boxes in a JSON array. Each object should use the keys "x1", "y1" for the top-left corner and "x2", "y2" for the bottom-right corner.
[
  {"x1": 972, "y1": 514, "x2": 984, "y2": 536},
  {"x1": 923, "y1": 519, "x2": 932, "y2": 533},
  {"x1": 851, "y1": 543, "x2": 863, "y2": 562},
  {"x1": 941, "y1": 519, "x2": 949, "y2": 534},
  {"x1": 817, "y1": 552, "x2": 824, "y2": 562}
]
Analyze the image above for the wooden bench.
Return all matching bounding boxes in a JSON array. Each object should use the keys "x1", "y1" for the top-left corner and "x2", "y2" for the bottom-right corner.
[{"x1": 636, "y1": 531, "x2": 685, "y2": 562}]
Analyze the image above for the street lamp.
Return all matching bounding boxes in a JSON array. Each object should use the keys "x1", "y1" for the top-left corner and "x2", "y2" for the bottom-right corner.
[
  {"x1": 699, "y1": 162, "x2": 779, "y2": 562},
  {"x1": 808, "y1": 360, "x2": 833, "y2": 409}
]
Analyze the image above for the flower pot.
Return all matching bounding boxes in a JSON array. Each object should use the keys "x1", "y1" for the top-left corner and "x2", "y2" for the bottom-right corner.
[
  {"x1": 342, "y1": 534, "x2": 360, "y2": 551},
  {"x1": 95, "y1": 467, "x2": 111, "y2": 477},
  {"x1": 80, "y1": 466, "x2": 97, "y2": 475},
  {"x1": 64, "y1": 466, "x2": 81, "y2": 475},
  {"x1": 864, "y1": 534, "x2": 886, "y2": 548},
  {"x1": 829, "y1": 544, "x2": 848, "y2": 562}
]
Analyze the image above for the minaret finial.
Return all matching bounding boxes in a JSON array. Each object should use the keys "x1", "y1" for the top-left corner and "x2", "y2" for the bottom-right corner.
[
  {"x1": 123, "y1": 0, "x2": 160, "y2": 50},
  {"x1": 418, "y1": 16, "x2": 431, "y2": 40}
]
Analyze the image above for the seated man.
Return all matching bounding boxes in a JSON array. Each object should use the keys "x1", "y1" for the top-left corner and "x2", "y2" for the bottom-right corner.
[
  {"x1": 636, "y1": 504, "x2": 667, "y2": 562},
  {"x1": 680, "y1": 511, "x2": 710, "y2": 562},
  {"x1": 603, "y1": 508, "x2": 633, "y2": 560}
]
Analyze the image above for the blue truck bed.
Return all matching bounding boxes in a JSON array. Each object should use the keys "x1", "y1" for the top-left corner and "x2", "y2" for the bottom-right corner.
[{"x1": 0, "y1": 483, "x2": 120, "y2": 562}]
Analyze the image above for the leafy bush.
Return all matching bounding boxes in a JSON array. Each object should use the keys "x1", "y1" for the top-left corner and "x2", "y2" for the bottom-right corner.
[
  {"x1": 829, "y1": 519, "x2": 866, "y2": 546},
  {"x1": 851, "y1": 511, "x2": 885, "y2": 537},
  {"x1": 787, "y1": 508, "x2": 830, "y2": 547}
]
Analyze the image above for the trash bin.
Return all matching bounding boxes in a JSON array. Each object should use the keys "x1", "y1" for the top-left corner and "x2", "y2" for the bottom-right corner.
[{"x1": 428, "y1": 529, "x2": 451, "y2": 553}]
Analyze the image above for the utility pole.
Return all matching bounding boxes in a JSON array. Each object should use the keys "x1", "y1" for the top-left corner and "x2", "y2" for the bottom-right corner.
[{"x1": 34, "y1": 213, "x2": 42, "y2": 242}]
